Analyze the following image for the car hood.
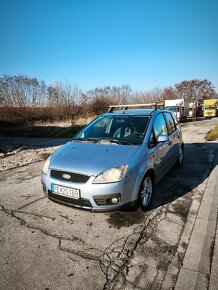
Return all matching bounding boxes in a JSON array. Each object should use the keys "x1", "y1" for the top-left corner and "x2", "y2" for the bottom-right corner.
[{"x1": 50, "y1": 141, "x2": 140, "y2": 176}]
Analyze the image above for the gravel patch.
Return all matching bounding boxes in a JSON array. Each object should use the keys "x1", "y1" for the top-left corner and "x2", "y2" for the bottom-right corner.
[{"x1": 0, "y1": 145, "x2": 59, "y2": 171}]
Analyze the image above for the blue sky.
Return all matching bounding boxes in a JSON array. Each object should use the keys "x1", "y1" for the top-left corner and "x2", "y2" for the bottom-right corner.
[{"x1": 0, "y1": 0, "x2": 217, "y2": 91}]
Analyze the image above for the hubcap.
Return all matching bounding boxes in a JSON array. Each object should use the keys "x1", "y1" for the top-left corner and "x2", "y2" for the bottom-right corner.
[{"x1": 140, "y1": 177, "x2": 152, "y2": 207}]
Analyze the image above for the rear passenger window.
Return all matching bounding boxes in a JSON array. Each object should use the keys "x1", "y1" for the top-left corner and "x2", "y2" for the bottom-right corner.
[
  {"x1": 164, "y1": 113, "x2": 176, "y2": 134},
  {"x1": 171, "y1": 113, "x2": 180, "y2": 129}
]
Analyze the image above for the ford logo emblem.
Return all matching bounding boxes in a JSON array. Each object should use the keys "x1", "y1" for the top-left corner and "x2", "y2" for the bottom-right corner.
[{"x1": 62, "y1": 174, "x2": 71, "y2": 180}]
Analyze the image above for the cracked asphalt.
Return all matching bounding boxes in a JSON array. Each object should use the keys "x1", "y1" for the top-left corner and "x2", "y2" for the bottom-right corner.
[{"x1": 0, "y1": 118, "x2": 218, "y2": 290}]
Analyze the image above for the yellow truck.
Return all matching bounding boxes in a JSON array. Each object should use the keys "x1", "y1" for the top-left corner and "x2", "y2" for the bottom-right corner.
[{"x1": 203, "y1": 99, "x2": 218, "y2": 117}]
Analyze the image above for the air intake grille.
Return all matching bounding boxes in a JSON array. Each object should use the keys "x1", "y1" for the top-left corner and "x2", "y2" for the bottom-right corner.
[{"x1": 50, "y1": 170, "x2": 90, "y2": 183}]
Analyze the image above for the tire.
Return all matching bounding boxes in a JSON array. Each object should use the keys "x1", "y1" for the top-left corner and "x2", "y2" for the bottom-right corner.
[
  {"x1": 139, "y1": 174, "x2": 154, "y2": 211},
  {"x1": 176, "y1": 146, "x2": 184, "y2": 167}
]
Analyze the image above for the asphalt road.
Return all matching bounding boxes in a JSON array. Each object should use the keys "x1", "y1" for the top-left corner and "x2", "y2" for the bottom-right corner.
[
  {"x1": 0, "y1": 136, "x2": 70, "y2": 148},
  {"x1": 0, "y1": 118, "x2": 218, "y2": 290}
]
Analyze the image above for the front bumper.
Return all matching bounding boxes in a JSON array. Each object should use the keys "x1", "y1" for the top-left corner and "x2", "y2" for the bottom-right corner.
[{"x1": 41, "y1": 171, "x2": 134, "y2": 212}]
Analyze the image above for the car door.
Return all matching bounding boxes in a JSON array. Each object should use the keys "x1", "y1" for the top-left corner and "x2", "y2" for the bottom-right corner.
[
  {"x1": 163, "y1": 112, "x2": 180, "y2": 168},
  {"x1": 148, "y1": 113, "x2": 170, "y2": 181}
]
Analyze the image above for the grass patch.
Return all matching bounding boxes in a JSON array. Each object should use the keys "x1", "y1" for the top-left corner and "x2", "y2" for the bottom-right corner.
[{"x1": 206, "y1": 125, "x2": 218, "y2": 141}]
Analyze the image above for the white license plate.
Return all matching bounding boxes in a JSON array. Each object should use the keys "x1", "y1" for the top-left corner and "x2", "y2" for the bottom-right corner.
[{"x1": 51, "y1": 184, "x2": 80, "y2": 199}]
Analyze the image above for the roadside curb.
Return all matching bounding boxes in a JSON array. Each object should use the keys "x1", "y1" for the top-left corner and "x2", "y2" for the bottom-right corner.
[{"x1": 175, "y1": 150, "x2": 218, "y2": 290}]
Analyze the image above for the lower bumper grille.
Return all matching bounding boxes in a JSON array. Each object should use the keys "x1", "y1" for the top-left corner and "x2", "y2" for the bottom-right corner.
[{"x1": 48, "y1": 190, "x2": 92, "y2": 209}]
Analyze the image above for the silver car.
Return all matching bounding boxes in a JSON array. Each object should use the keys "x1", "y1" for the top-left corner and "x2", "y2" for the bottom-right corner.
[{"x1": 41, "y1": 105, "x2": 184, "y2": 211}]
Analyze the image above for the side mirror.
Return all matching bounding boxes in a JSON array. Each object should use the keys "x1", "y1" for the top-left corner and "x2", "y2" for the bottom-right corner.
[{"x1": 157, "y1": 134, "x2": 169, "y2": 142}]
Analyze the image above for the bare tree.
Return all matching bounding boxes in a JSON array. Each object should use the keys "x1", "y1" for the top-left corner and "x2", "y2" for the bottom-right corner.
[
  {"x1": 174, "y1": 79, "x2": 217, "y2": 102},
  {"x1": 161, "y1": 87, "x2": 178, "y2": 101},
  {"x1": 47, "y1": 81, "x2": 80, "y2": 105},
  {"x1": 131, "y1": 87, "x2": 164, "y2": 104},
  {"x1": 0, "y1": 75, "x2": 48, "y2": 106}
]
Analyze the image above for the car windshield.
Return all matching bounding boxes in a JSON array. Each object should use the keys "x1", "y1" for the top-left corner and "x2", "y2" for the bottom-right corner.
[
  {"x1": 205, "y1": 106, "x2": 215, "y2": 110},
  {"x1": 165, "y1": 106, "x2": 177, "y2": 112},
  {"x1": 74, "y1": 115, "x2": 149, "y2": 145}
]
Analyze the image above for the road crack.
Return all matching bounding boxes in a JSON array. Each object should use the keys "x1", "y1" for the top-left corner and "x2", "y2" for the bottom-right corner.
[
  {"x1": 16, "y1": 196, "x2": 45, "y2": 211},
  {"x1": 16, "y1": 210, "x2": 56, "y2": 221},
  {"x1": 101, "y1": 207, "x2": 168, "y2": 290},
  {"x1": 0, "y1": 203, "x2": 85, "y2": 245}
]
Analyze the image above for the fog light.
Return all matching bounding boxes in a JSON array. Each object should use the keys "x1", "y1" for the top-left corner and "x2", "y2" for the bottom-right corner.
[
  {"x1": 111, "y1": 197, "x2": 119, "y2": 204},
  {"x1": 93, "y1": 194, "x2": 121, "y2": 206}
]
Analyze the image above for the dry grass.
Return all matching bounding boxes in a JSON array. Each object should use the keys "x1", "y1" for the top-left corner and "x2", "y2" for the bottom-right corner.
[
  {"x1": 33, "y1": 115, "x2": 96, "y2": 127},
  {"x1": 0, "y1": 105, "x2": 97, "y2": 137},
  {"x1": 33, "y1": 120, "x2": 72, "y2": 127},
  {"x1": 206, "y1": 125, "x2": 218, "y2": 141}
]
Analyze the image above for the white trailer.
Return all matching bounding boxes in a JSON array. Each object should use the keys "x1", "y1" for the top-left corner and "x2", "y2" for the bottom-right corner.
[
  {"x1": 164, "y1": 99, "x2": 185, "y2": 121},
  {"x1": 189, "y1": 102, "x2": 195, "y2": 117}
]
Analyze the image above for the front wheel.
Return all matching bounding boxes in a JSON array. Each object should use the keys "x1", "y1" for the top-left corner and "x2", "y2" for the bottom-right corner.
[{"x1": 139, "y1": 175, "x2": 153, "y2": 211}]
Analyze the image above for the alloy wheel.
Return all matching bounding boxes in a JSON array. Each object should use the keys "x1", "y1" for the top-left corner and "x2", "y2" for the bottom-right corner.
[{"x1": 140, "y1": 176, "x2": 153, "y2": 208}]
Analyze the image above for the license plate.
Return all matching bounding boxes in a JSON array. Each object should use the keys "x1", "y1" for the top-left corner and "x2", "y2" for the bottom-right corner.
[{"x1": 51, "y1": 184, "x2": 80, "y2": 199}]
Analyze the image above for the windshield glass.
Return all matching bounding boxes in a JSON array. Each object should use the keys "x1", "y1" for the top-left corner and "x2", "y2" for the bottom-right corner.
[
  {"x1": 205, "y1": 106, "x2": 215, "y2": 110},
  {"x1": 74, "y1": 115, "x2": 149, "y2": 145},
  {"x1": 165, "y1": 106, "x2": 177, "y2": 112}
]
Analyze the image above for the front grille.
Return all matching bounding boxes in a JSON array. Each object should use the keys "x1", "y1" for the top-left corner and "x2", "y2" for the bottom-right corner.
[
  {"x1": 50, "y1": 170, "x2": 90, "y2": 183},
  {"x1": 48, "y1": 190, "x2": 92, "y2": 209}
]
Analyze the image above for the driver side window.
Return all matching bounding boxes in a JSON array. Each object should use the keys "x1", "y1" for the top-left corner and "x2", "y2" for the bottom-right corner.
[
  {"x1": 153, "y1": 113, "x2": 168, "y2": 139},
  {"x1": 149, "y1": 113, "x2": 168, "y2": 147}
]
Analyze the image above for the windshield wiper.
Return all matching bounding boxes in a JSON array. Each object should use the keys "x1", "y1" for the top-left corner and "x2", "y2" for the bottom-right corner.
[
  {"x1": 72, "y1": 138, "x2": 140, "y2": 145},
  {"x1": 72, "y1": 138, "x2": 82, "y2": 142},
  {"x1": 103, "y1": 139, "x2": 140, "y2": 145},
  {"x1": 72, "y1": 138, "x2": 100, "y2": 143},
  {"x1": 117, "y1": 140, "x2": 140, "y2": 145},
  {"x1": 99, "y1": 138, "x2": 119, "y2": 144}
]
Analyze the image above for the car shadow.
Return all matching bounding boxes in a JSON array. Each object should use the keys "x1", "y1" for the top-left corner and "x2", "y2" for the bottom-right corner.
[
  {"x1": 106, "y1": 142, "x2": 218, "y2": 228},
  {"x1": 150, "y1": 142, "x2": 218, "y2": 209}
]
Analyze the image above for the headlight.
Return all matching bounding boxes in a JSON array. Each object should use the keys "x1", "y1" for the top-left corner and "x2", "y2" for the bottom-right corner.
[
  {"x1": 42, "y1": 157, "x2": 51, "y2": 175},
  {"x1": 93, "y1": 165, "x2": 128, "y2": 184}
]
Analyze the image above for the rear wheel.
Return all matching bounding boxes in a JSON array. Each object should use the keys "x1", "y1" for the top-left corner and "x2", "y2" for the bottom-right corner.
[
  {"x1": 139, "y1": 175, "x2": 153, "y2": 211},
  {"x1": 177, "y1": 146, "x2": 184, "y2": 167}
]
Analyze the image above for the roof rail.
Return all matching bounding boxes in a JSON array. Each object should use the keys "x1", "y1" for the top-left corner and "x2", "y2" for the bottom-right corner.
[{"x1": 108, "y1": 103, "x2": 164, "y2": 112}]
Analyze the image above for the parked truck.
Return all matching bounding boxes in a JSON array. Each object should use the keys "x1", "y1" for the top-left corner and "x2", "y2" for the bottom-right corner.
[
  {"x1": 189, "y1": 102, "x2": 203, "y2": 117},
  {"x1": 203, "y1": 99, "x2": 218, "y2": 117},
  {"x1": 164, "y1": 99, "x2": 185, "y2": 121}
]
